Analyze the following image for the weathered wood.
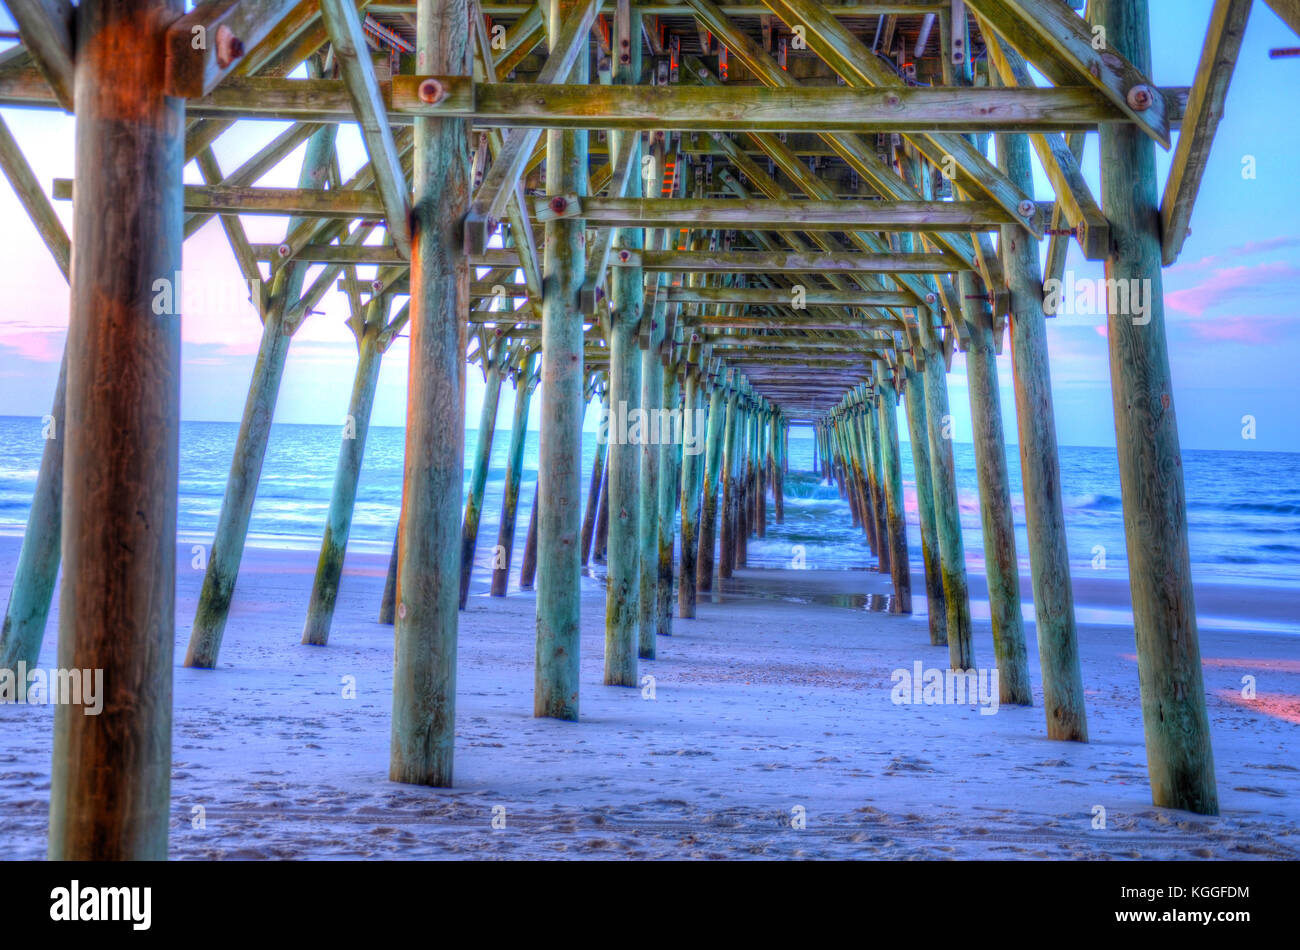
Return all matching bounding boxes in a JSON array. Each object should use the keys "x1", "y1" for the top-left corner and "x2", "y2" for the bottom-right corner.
[
  {"x1": 519, "y1": 481, "x2": 540, "y2": 588},
  {"x1": 491, "y1": 354, "x2": 538, "y2": 595},
  {"x1": 678, "y1": 368, "x2": 703, "y2": 617},
  {"x1": 656, "y1": 364, "x2": 680, "y2": 637},
  {"x1": 696, "y1": 381, "x2": 726, "y2": 592},
  {"x1": 1095, "y1": 0, "x2": 1217, "y2": 815},
  {"x1": 875, "y1": 369, "x2": 912, "y2": 613},
  {"x1": 48, "y1": 0, "x2": 182, "y2": 861},
  {"x1": 580, "y1": 391, "x2": 609, "y2": 567},
  {"x1": 1159, "y1": 0, "x2": 1251, "y2": 266},
  {"x1": 302, "y1": 310, "x2": 385, "y2": 645},
  {"x1": 458, "y1": 343, "x2": 504, "y2": 608},
  {"x1": 998, "y1": 125, "x2": 1088, "y2": 739},
  {"x1": 901, "y1": 350, "x2": 946, "y2": 645},
  {"x1": 165, "y1": 0, "x2": 301, "y2": 98},
  {"x1": 534, "y1": 0, "x2": 589, "y2": 720},
  {"x1": 379, "y1": 527, "x2": 399, "y2": 623},
  {"x1": 185, "y1": 122, "x2": 337, "y2": 669},
  {"x1": 920, "y1": 319, "x2": 973, "y2": 670},
  {"x1": 961, "y1": 272, "x2": 1031, "y2": 704},
  {"x1": 5, "y1": 0, "x2": 75, "y2": 110},
  {"x1": 389, "y1": 0, "x2": 469, "y2": 786},
  {"x1": 718, "y1": 385, "x2": 739, "y2": 580},
  {"x1": 771, "y1": 413, "x2": 784, "y2": 524}
]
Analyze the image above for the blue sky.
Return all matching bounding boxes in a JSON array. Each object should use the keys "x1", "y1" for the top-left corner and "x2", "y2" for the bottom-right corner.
[{"x1": 0, "y1": 1, "x2": 1296, "y2": 452}]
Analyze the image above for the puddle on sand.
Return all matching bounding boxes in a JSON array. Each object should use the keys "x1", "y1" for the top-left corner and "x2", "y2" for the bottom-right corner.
[{"x1": 710, "y1": 574, "x2": 895, "y2": 613}]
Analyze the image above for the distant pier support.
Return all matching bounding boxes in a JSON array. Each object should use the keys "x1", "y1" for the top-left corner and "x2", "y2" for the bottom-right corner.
[
  {"x1": 492, "y1": 354, "x2": 539, "y2": 595},
  {"x1": 961, "y1": 273, "x2": 1031, "y2": 705},
  {"x1": 997, "y1": 126, "x2": 1088, "y2": 738},
  {"x1": 901, "y1": 350, "x2": 946, "y2": 646},
  {"x1": 534, "y1": 0, "x2": 589, "y2": 720},
  {"x1": 875, "y1": 370, "x2": 912, "y2": 614},
  {"x1": 580, "y1": 388, "x2": 609, "y2": 568},
  {"x1": 696, "y1": 378, "x2": 725, "y2": 592},
  {"x1": 459, "y1": 340, "x2": 505, "y2": 609},
  {"x1": 678, "y1": 359, "x2": 703, "y2": 618},
  {"x1": 390, "y1": 0, "x2": 469, "y2": 786},
  {"x1": 1096, "y1": 0, "x2": 1217, "y2": 814},
  {"x1": 48, "y1": 0, "x2": 182, "y2": 859}
]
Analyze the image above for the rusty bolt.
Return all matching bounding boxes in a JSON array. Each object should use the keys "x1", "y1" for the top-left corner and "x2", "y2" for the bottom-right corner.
[
  {"x1": 691, "y1": 333, "x2": 700, "y2": 343},
  {"x1": 215, "y1": 26, "x2": 245, "y2": 69},
  {"x1": 371, "y1": 280, "x2": 383, "y2": 293},
  {"x1": 550, "y1": 195, "x2": 568, "y2": 214},
  {"x1": 276, "y1": 243, "x2": 291, "y2": 259},
  {"x1": 418, "y1": 78, "x2": 447, "y2": 105},
  {"x1": 924, "y1": 292, "x2": 937, "y2": 304},
  {"x1": 1017, "y1": 199, "x2": 1036, "y2": 218},
  {"x1": 1126, "y1": 84, "x2": 1155, "y2": 111},
  {"x1": 618, "y1": 249, "x2": 631, "y2": 262}
]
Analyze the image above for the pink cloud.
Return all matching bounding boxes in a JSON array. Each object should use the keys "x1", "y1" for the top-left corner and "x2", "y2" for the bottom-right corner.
[
  {"x1": 1165, "y1": 262, "x2": 1300, "y2": 318},
  {"x1": 1183, "y1": 317, "x2": 1282, "y2": 345}
]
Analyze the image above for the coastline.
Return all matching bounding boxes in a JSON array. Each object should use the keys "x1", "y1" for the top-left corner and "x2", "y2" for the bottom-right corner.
[{"x1": 1, "y1": 535, "x2": 1296, "y2": 859}]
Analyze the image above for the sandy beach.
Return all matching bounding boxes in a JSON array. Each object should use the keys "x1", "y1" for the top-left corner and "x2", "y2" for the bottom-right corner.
[{"x1": 2, "y1": 534, "x2": 1296, "y2": 860}]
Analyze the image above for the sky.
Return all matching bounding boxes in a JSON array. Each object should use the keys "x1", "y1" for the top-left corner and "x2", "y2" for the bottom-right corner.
[{"x1": 0, "y1": 1, "x2": 1297, "y2": 453}]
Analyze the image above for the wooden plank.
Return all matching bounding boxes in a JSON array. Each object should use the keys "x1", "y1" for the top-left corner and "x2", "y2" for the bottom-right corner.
[
  {"x1": 319, "y1": 0, "x2": 413, "y2": 256},
  {"x1": 4, "y1": 0, "x2": 74, "y2": 110},
  {"x1": 1160, "y1": 0, "x2": 1251, "y2": 266},
  {"x1": 165, "y1": 0, "x2": 302, "y2": 97}
]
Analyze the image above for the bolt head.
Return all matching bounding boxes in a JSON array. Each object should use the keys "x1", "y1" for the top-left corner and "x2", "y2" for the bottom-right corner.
[
  {"x1": 418, "y1": 78, "x2": 446, "y2": 105},
  {"x1": 1126, "y1": 84, "x2": 1155, "y2": 111},
  {"x1": 276, "y1": 243, "x2": 291, "y2": 258},
  {"x1": 550, "y1": 196, "x2": 568, "y2": 214},
  {"x1": 1017, "y1": 199, "x2": 1036, "y2": 218},
  {"x1": 371, "y1": 280, "x2": 383, "y2": 293}
]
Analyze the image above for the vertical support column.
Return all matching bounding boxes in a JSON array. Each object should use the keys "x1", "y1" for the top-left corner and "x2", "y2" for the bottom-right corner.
[
  {"x1": 458, "y1": 344, "x2": 504, "y2": 608},
  {"x1": 876, "y1": 367, "x2": 912, "y2": 614},
  {"x1": 902, "y1": 351, "x2": 946, "y2": 646},
  {"x1": 534, "y1": 0, "x2": 589, "y2": 719},
  {"x1": 655, "y1": 360, "x2": 679, "y2": 638},
  {"x1": 185, "y1": 122, "x2": 337, "y2": 668},
  {"x1": 380, "y1": 529, "x2": 399, "y2": 623},
  {"x1": 678, "y1": 367, "x2": 702, "y2": 617},
  {"x1": 1095, "y1": 0, "x2": 1216, "y2": 813},
  {"x1": 865, "y1": 397, "x2": 890, "y2": 575},
  {"x1": 696, "y1": 379, "x2": 726, "y2": 591},
  {"x1": 49, "y1": 0, "x2": 182, "y2": 859},
  {"x1": 735, "y1": 401, "x2": 749, "y2": 568},
  {"x1": 921, "y1": 317, "x2": 973, "y2": 670},
  {"x1": 390, "y1": 0, "x2": 469, "y2": 784},
  {"x1": 772, "y1": 414, "x2": 785, "y2": 524},
  {"x1": 593, "y1": 456, "x2": 610, "y2": 562},
  {"x1": 519, "y1": 483, "x2": 540, "y2": 589},
  {"x1": 960, "y1": 272, "x2": 1031, "y2": 705},
  {"x1": 303, "y1": 312, "x2": 385, "y2": 645},
  {"x1": 580, "y1": 387, "x2": 609, "y2": 567},
  {"x1": 491, "y1": 355, "x2": 538, "y2": 596},
  {"x1": 718, "y1": 386, "x2": 739, "y2": 580},
  {"x1": 1, "y1": 352, "x2": 66, "y2": 674},
  {"x1": 998, "y1": 127, "x2": 1088, "y2": 737}
]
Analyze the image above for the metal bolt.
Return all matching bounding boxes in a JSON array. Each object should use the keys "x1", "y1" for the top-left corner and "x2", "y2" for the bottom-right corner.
[
  {"x1": 618, "y1": 249, "x2": 631, "y2": 262},
  {"x1": 1126, "y1": 84, "x2": 1154, "y2": 111},
  {"x1": 924, "y1": 292, "x2": 937, "y2": 304},
  {"x1": 215, "y1": 26, "x2": 245, "y2": 69},
  {"x1": 276, "y1": 243, "x2": 291, "y2": 258},
  {"x1": 1017, "y1": 199, "x2": 1036, "y2": 218},
  {"x1": 418, "y1": 77, "x2": 447, "y2": 105},
  {"x1": 550, "y1": 196, "x2": 568, "y2": 214},
  {"x1": 371, "y1": 280, "x2": 383, "y2": 293}
]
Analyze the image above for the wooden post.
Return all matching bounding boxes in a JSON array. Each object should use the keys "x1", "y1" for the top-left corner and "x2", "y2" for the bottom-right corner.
[
  {"x1": 637, "y1": 337, "x2": 663, "y2": 658},
  {"x1": 534, "y1": 0, "x2": 589, "y2": 719},
  {"x1": 998, "y1": 125, "x2": 1088, "y2": 736},
  {"x1": 519, "y1": 482, "x2": 540, "y2": 588},
  {"x1": 379, "y1": 529, "x2": 399, "y2": 623},
  {"x1": 678, "y1": 367, "x2": 703, "y2": 617},
  {"x1": 960, "y1": 272, "x2": 1032, "y2": 704},
  {"x1": 734, "y1": 401, "x2": 749, "y2": 568},
  {"x1": 696, "y1": 380, "x2": 726, "y2": 591},
  {"x1": 718, "y1": 385, "x2": 739, "y2": 580},
  {"x1": 185, "y1": 121, "x2": 337, "y2": 669},
  {"x1": 773, "y1": 414, "x2": 785, "y2": 524},
  {"x1": 656, "y1": 360, "x2": 679, "y2": 637},
  {"x1": 876, "y1": 368, "x2": 912, "y2": 614},
  {"x1": 593, "y1": 455, "x2": 610, "y2": 562},
  {"x1": 755, "y1": 406, "x2": 768, "y2": 537},
  {"x1": 492, "y1": 354, "x2": 539, "y2": 595},
  {"x1": 865, "y1": 398, "x2": 890, "y2": 575},
  {"x1": 390, "y1": 0, "x2": 469, "y2": 785},
  {"x1": 920, "y1": 318, "x2": 974, "y2": 670},
  {"x1": 580, "y1": 387, "x2": 609, "y2": 566},
  {"x1": 459, "y1": 342, "x2": 505, "y2": 608},
  {"x1": 48, "y1": 0, "x2": 182, "y2": 859},
  {"x1": 902, "y1": 351, "x2": 947, "y2": 646},
  {"x1": 1095, "y1": 0, "x2": 1217, "y2": 813},
  {"x1": 0, "y1": 352, "x2": 66, "y2": 675},
  {"x1": 302, "y1": 308, "x2": 385, "y2": 645}
]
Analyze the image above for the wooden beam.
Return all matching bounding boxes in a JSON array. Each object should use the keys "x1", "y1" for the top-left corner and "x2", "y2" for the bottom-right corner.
[
  {"x1": 319, "y1": 0, "x2": 413, "y2": 256},
  {"x1": 1160, "y1": 0, "x2": 1251, "y2": 266},
  {"x1": 165, "y1": 0, "x2": 301, "y2": 97},
  {"x1": 4, "y1": 0, "x2": 74, "y2": 110}
]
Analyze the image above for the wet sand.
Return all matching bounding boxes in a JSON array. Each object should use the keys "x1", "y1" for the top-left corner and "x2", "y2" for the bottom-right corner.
[{"x1": 1, "y1": 535, "x2": 1297, "y2": 859}]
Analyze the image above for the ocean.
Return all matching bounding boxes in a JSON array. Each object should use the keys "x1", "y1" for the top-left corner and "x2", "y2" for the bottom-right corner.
[{"x1": 0, "y1": 414, "x2": 1297, "y2": 589}]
